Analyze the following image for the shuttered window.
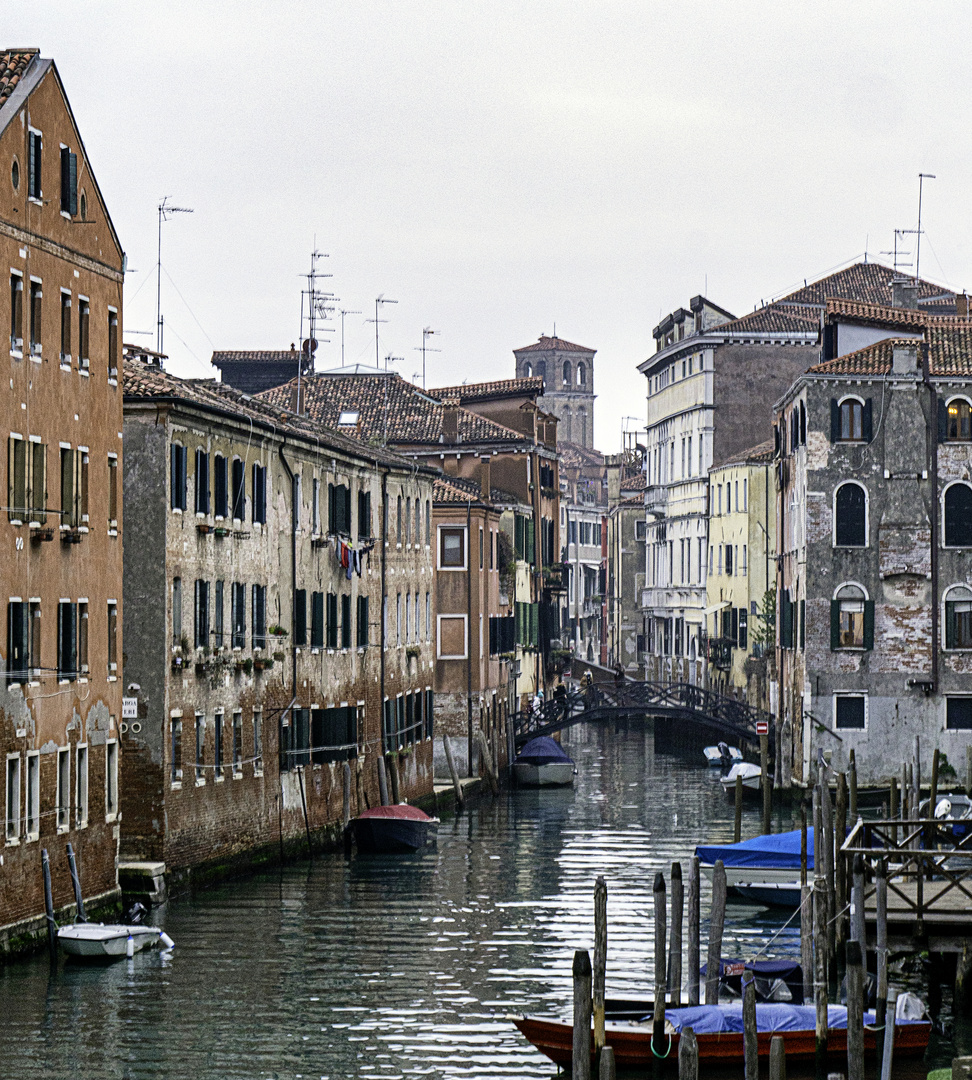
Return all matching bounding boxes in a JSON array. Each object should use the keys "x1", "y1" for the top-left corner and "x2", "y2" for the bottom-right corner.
[
  {"x1": 293, "y1": 589, "x2": 307, "y2": 646},
  {"x1": 10, "y1": 275, "x2": 23, "y2": 350},
  {"x1": 8, "y1": 436, "x2": 26, "y2": 521},
  {"x1": 28, "y1": 130, "x2": 41, "y2": 200},
  {"x1": 195, "y1": 449, "x2": 210, "y2": 514},
  {"x1": 328, "y1": 482, "x2": 351, "y2": 534},
  {"x1": 944, "y1": 484, "x2": 972, "y2": 547},
  {"x1": 213, "y1": 455, "x2": 228, "y2": 517},
  {"x1": 834, "y1": 483, "x2": 866, "y2": 547},
  {"x1": 310, "y1": 592, "x2": 325, "y2": 648},
  {"x1": 252, "y1": 463, "x2": 266, "y2": 524},
  {"x1": 326, "y1": 593, "x2": 338, "y2": 649},
  {"x1": 356, "y1": 596, "x2": 369, "y2": 648},
  {"x1": 57, "y1": 601, "x2": 77, "y2": 681},
  {"x1": 231, "y1": 458, "x2": 245, "y2": 520},
  {"x1": 7, "y1": 602, "x2": 28, "y2": 685},
  {"x1": 60, "y1": 147, "x2": 77, "y2": 215},
  {"x1": 170, "y1": 443, "x2": 187, "y2": 511}
]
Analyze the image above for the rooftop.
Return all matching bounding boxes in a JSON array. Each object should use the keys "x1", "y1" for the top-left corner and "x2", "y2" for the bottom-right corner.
[
  {"x1": 807, "y1": 326, "x2": 972, "y2": 378},
  {"x1": 513, "y1": 334, "x2": 596, "y2": 355},
  {"x1": 432, "y1": 474, "x2": 521, "y2": 506},
  {"x1": 712, "y1": 439, "x2": 776, "y2": 470},
  {"x1": 429, "y1": 376, "x2": 544, "y2": 402},
  {"x1": 0, "y1": 49, "x2": 37, "y2": 106}
]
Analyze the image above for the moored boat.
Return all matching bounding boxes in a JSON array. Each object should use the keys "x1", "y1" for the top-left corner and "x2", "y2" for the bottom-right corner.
[
  {"x1": 351, "y1": 804, "x2": 439, "y2": 853},
  {"x1": 513, "y1": 1002, "x2": 930, "y2": 1070},
  {"x1": 697, "y1": 826, "x2": 814, "y2": 891},
  {"x1": 703, "y1": 742, "x2": 743, "y2": 768},
  {"x1": 513, "y1": 736, "x2": 576, "y2": 788},
  {"x1": 58, "y1": 923, "x2": 174, "y2": 959},
  {"x1": 719, "y1": 761, "x2": 762, "y2": 793}
]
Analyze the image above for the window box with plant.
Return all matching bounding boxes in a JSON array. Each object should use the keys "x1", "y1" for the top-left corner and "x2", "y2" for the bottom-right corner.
[{"x1": 268, "y1": 624, "x2": 288, "y2": 638}]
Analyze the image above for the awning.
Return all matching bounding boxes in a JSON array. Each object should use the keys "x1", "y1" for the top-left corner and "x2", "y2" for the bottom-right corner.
[{"x1": 703, "y1": 600, "x2": 731, "y2": 615}]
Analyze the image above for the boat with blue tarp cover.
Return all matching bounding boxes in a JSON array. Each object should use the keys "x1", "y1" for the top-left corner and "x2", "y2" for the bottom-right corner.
[
  {"x1": 697, "y1": 827, "x2": 814, "y2": 893},
  {"x1": 513, "y1": 736, "x2": 576, "y2": 787}
]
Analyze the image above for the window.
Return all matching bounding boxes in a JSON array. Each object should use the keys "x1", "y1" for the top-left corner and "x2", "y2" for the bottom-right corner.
[
  {"x1": 405, "y1": 593, "x2": 411, "y2": 643},
  {"x1": 832, "y1": 397, "x2": 871, "y2": 442},
  {"x1": 214, "y1": 711, "x2": 223, "y2": 779},
  {"x1": 170, "y1": 442, "x2": 187, "y2": 511},
  {"x1": 396, "y1": 593, "x2": 402, "y2": 645},
  {"x1": 25, "y1": 753, "x2": 39, "y2": 839},
  {"x1": 739, "y1": 609, "x2": 748, "y2": 650},
  {"x1": 195, "y1": 714, "x2": 205, "y2": 783},
  {"x1": 29, "y1": 279, "x2": 42, "y2": 355},
  {"x1": 725, "y1": 544, "x2": 733, "y2": 576},
  {"x1": 78, "y1": 298, "x2": 89, "y2": 368},
  {"x1": 214, "y1": 455, "x2": 228, "y2": 517},
  {"x1": 252, "y1": 584, "x2": 266, "y2": 648},
  {"x1": 10, "y1": 273, "x2": 22, "y2": 352},
  {"x1": 831, "y1": 584, "x2": 873, "y2": 650},
  {"x1": 437, "y1": 614, "x2": 468, "y2": 659},
  {"x1": 311, "y1": 706, "x2": 357, "y2": 764},
  {"x1": 294, "y1": 589, "x2": 307, "y2": 646},
  {"x1": 415, "y1": 499, "x2": 421, "y2": 544},
  {"x1": 170, "y1": 718, "x2": 183, "y2": 784},
  {"x1": 78, "y1": 601, "x2": 88, "y2": 674},
  {"x1": 742, "y1": 545, "x2": 747, "y2": 576},
  {"x1": 253, "y1": 709, "x2": 263, "y2": 773},
  {"x1": 172, "y1": 577, "x2": 182, "y2": 646},
  {"x1": 356, "y1": 595, "x2": 369, "y2": 647},
  {"x1": 108, "y1": 309, "x2": 118, "y2": 376},
  {"x1": 562, "y1": 361, "x2": 571, "y2": 387},
  {"x1": 10, "y1": 157, "x2": 17, "y2": 191},
  {"x1": 8, "y1": 435, "x2": 26, "y2": 521},
  {"x1": 311, "y1": 477, "x2": 320, "y2": 533},
  {"x1": 834, "y1": 483, "x2": 866, "y2": 547},
  {"x1": 194, "y1": 581, "x2": 209, "y2": 649},
  {"x1": 425, "y1": 500, "x2": 431, "y2": 545},
  {"x1": 28, "y1": 128, "x2": 41, "y2": 200},
  {"x1": 358, "y1": 490, "x2": 371, "y2": 538},
  {"x1": 233, "y1": 711, "x2": 243, "y2": 775},
  {"x1": 107, "y1": 453, "x2": 118, "y2": 528},
  {"x1": 944, "y1": 483, "x2": 972, "y2": 547},
  {"x1": 60, "y1": 292, "x2": 71, "y2": 363},
  {"x1": 329, "y1": 482, "x2": 351, "y2": 534},
  {"x1": 945, "y1": 399, "x2": 972, "y2": 442},
  {"x1": 252, "y1": 463, "x2": 266, "y2": 524},
  {"x1": 231, "y1": 582, "x2": 246, "y2": 648},
  {"x1": 195, "y1": 449, "x2": 210, "y2": 514},
  {"x1": 231, "y1": 458, "x2": 245, "y2": 520},
  {"x1": 396, "y1": 494, "x2": 402, "y2": 542},
  {"x1": 107, "y1": 601, "x2": 118, "y2": 673},
  {"x1": 326, "y1": 592, "x2": 338, "y2": 649},
  {"x1": 6, "y1": 755, "x2": 20, "y2": 841},
  {"x1": 105, "y1": 740, "x2": 118, "y2": 818},
  {"x1": 7, "y1": 602, "x2": 28, "y2": 685},
  {"x1": 76, "y1": 745, "x2": 88, "y2": 827},
  {"x1": 945, "y1": 585, "x2": 972, "y2": 650},
  {"x1": 439, "y1": 526, "x2": 466, "y2": 569},
  {"x1": 337, "y1": 410, "x2": 359, "y2": 426},
  {"x1": 58, "y1": 601, "x2": 77, "y2": 680},
  {"x1": 57, "y1": 748, "x2": 70, "y2": 831},
  {"x1": 577, "y1": 361, "x2": 586, "y2": 386},
  {"x1": 743, "y1": 478, "x2": 748, "y2": 510},
  {"x1": 834, "y1": 694, "x2": 866, "y2": 730},
  {"x1": 489, "y1": 614, "x2": 515, "y2": 654},
  {"x1": 946, "y1": 697, "x2": 972, "y2": 730},
  {"x1": 405, "y1": 497, "x2": 411, "y2": 544},
  {"x1": 213, "y1": 581, "x2": 224, "y2": 646},
  {"x1": 426, "y1": 592, "x2": 431, "y2": 641},
  {"x1": 311, "y1": 591, "x2": 324, "y2": 648},
  {"x1": 341, "y1": 593, "x2": 352, "y2": 649}
]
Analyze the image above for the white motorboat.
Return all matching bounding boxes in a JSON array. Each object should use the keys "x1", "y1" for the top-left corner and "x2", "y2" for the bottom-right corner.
[
  {"x1": 704, "y1": 743, "x2": 744, "y2": 768},
  {"x1": 719, "y1": 761, "x2": 762, "y2": 792},
  {"x1": 58, "y1": 922, "x2": 174, "y2": 959},
  {"x1": 697, "y1": 826, "x2": 814, "y2": 891},
  {"x1": 513, "y1": 736, "x2": 576, "y2": 788}
]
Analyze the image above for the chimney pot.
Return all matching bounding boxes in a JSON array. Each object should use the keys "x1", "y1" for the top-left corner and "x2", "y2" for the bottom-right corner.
[
  {"x1": 480, "y1": 455, "x2": 491, "y2": 501},
  {"x1": 442, "y1": 398, "x2": 460, "y2": 444},
  {"x1": 892, "y1": 343, "x2": 919, "y2": 376},
  {"x1": 891, "y1": 278, "x2": 919, "y2": 310}
]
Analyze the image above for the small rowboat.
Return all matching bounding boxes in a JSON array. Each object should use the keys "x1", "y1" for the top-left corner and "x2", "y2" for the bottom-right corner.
[
  {"x1": 513, "y1": 1002, "x2": 930, "y2": 1070},
  {"x1": 351, "y1": 804, "x2": 439, "y2": 853},
  {"x1": 58, "y1": 923, "x2": 174, "y2": 959},
  {"x1": 513, "y1": 736, "x2": 576, "y2": 788},
  {"x1": 719, "y1": 761, "x2": 762, "y2": 793}
]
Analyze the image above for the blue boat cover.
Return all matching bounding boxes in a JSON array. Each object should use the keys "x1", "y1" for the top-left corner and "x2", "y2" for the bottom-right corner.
[
  {"x1": 665, "y1": 1004, "x2": 922, "y2": 1034},
  {"x1": 515, "y1": 736, "x2": 574, "y2": 766},
  {"x1": 696, "y1": 828, "x2": 814, "y2": 870}
]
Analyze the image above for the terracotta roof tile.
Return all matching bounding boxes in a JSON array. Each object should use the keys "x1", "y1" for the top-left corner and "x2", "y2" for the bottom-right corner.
[
  {"x1": 429, "y1": 376, "x2": 544, "y2": 401},
  {"x1": 807, "y1": 326, "x2": 972, "y2": 378},
  {"x1": 513, "y1": 334, "x2": 596, "y2": 355},
  {"x1": 712, "y1": 439, "x2": 776, "y2": 469},
  {"x1": 778, "y1": 262, "x2": 950, "y2": 307},
  {"x1": 212, "y1": 349, "x2": 307, "y2": 365},
  {"x1": 927, "y1": 325, "x2": 972, "y2": 376},
  {"x1": 558, "y1": 440, "x2": 605, "y2": 469},
  {"x1": 720, "y1": 304, "x2": 821, "y2": 336},
  {"x1": 432, "y1": 474, "x2": 520, "y2": 505},
  {"x1": 0, "y1": 49, "x2": 38, "y2": 106},
  {"x1": 807, "y1": 339, "x2": 899, "y2": 376},
  {"x1": 258, "y1": 373, "x2": 530, "y2": 447}
]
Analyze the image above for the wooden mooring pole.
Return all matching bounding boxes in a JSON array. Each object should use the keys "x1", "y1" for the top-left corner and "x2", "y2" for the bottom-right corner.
[
  {"x1": 599, "y1": 1045, "x2": 616, "y2": 1080},
  {"x1": 875, "y1": 859, "x2": 888, "y2": 1061},
  {"x1": 813, "y1": 791, "x2": 828, "y2": 1080},
  {"x1": 593, "y1": 876, "x2": 607, "y2": 1061},
  {"x1": 705, "y1": 860, "x2": 726, "y2": 1006},
  {"x1": 687, "y1": 856, "x2": 701, "y2": 1007},
  {"x1": 848, "y1": 747, "x2": 858, "y2": 819},
  {"x1": 879, "y1": 988, "x2": 898, "y2": 1080},
  {"x1": 41, "y1": 849, "x2": 57, "y2": 962},
  {"x1": 835, "y1": 773, "x2": 848, "y2": 976},
  {"x1": 376, "y1": 755, "x2": 389, "y2": 806},
  {"x1": 669, "y1": 862, "x2": 683, "y2": 1006},
  {"x1": 734, "y1": 773, "x2": 743, "y2": 843},
  {"x1": 476, "y1": 729, "x2": 499, "y2": 795},
  {"x1": 653, "y1": 872, "x2": 667, "y2": 1076},
  {"x1": 572, "y1": 949, "x2": 593, "y2": 1080},
  {"x1": 851, "y1": 853, "x2": 865, "y2": 946},
  {"x1": 760, "y1": 730, "x2": 771, "y2": 835},
  {"x1": 677, "y1": 1027, "x2": 698, "y2": 1080},
  {"x1": 930, "y1": 746, "x2": 940, "y2": 811},
  {"x1": 769, "y1": 1034, "x2": 786, "y2": 1080},
  {"x1": 801, "y1": 801, "x2": 813, "y2": 1005},
  {"x1": 387, "y1": 754, "x2": 401, "y2": 804},
  {"x1": 743, "y1": 975, "x2": 758, "y2": 1080},
  {"x1": 443, "y1": 733, "x2": 463, "y2": 809},
  {"x1": 846, "y1": 939, "x2": 864, "y2": 1080}
]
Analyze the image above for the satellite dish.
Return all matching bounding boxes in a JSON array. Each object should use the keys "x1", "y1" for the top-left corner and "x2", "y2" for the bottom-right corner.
[{"x1": 302, "y1": 338, "x2": 318, "y2": 356}]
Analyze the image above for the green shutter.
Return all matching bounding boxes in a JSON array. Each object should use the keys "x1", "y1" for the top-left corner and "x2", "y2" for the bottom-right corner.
[
  {"x1": 780, "y1": 590, "x2": 792, "y2": 649},
  {"x1": 863, "y1": 599, "x2": 875, "y2": 650},
  {"x1": 526, "y1": 518, "x2": 535, "y2": 565},
  {"x1": 830, "y1": 599, "x2": 840, "y2": 651},
  {"x1": 799, "y1": 600, "x2": 806, "y2": 651},
  {"x1": 946, "y1": 602, "x2": 956, "y2": 650},
  {"x1": 530, "y1": 604, "x2": 539, "y2": 647}
]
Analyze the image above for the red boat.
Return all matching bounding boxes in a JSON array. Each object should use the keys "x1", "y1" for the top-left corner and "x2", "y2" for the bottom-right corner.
[
  {"x1": 513, "y1": 1003, "x2": 931, "y2": 1070},
  {"x1": 350, "y1": 804, "x2": 439, "y2": 853}
]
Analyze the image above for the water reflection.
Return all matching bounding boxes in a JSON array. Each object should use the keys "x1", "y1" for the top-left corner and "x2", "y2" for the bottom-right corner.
[{"x1": 0, "y1": 722, "x2": 942, "y2": 1078}]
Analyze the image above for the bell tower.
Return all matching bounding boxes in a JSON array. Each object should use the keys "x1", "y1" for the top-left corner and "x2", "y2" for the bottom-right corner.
[{"x1": 513, "y1": 334, "x2": 596, "y2": 448}]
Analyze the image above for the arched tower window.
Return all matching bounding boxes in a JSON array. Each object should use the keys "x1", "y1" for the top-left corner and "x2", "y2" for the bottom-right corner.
[
  {"x1": 834, "y1": 482, "x2": 866, "y2": 547},
  {"x1": 525, "y1": 362, "x2": 532, "y2": 378},
  {"x1": 562, "y1": 361, "x2": 571, "y2": 387},
  {"x1": 577, "y1": 362, "x2": 586, "y2": 386},
  {"x1": 536, "y1": 361, "x2": 546, "y2": 388}
]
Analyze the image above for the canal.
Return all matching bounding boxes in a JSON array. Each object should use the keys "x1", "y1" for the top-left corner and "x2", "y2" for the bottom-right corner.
[{"x1": 0, "y1": 723, "x2": 960, "y2": 1077}]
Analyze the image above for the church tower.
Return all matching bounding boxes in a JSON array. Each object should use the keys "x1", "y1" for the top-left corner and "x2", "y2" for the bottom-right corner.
[{"x1": 512, "y1": 335, "x2": 596, "y2": 448}]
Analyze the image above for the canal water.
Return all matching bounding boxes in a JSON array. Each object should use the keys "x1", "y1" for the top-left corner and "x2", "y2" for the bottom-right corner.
[{"x1": 0, "y1": 723, "x2": 958, "y2": 1078}]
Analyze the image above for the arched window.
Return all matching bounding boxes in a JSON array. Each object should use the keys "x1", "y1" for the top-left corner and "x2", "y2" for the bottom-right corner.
[
  {"x1": 945, "y1": 585, "x2": 972, "y2": 649},
  {"x1": 834, "y1": 483, "x2": 866, "y2": 547},
  {"x1": 405, "y1": 497, "x2": 411, "y2": 543},
  {"x1": 831, "y1": 583, "x2": 870, "y2": 649},
  {"x1": 576, "y1": 406, "x2": 587, "y2": 445},
  {"x1": 944, "y1": 483, "x2": 972, "y2": 546},
  {"x1": 577, "y1": 362, "x2": 586, "y2": 386},
  {"x1": 525, "y1": 362, "x2": 532, "y2": 377},
  {"x1": 562, "y1": 361, "x2": 571, "y2": 387},
  {"x1": 946, "y1": 398, "x2": 972, "y2": 442},
  {"x1": 799, "y1": 401, "x2": 806, "y2": 445},
  {"x1": 396, "y1": 494, "x2": 402, "y2": 543},
  {"x1": 536, "y1": 360, "x2": 546, "y2": 388},
  {"x1": 832, "y1": 396, "x2": 869, "y2": 442}
]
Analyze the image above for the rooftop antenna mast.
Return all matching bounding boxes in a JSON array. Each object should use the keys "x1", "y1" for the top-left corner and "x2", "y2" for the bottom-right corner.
[
  {"x1": 339, "y1": 308, "x2": 361, "y2": 366},
  {"x1": 916, "y1": 173, "x2": 936, "y2": 283},
  {"x1": 156, "y1": 197, "x2": 193, "y2": 354},
  {"x1": 367, "y1": 295, "x2": 398, "y2": 369},
  {"x1": 414, "y1": 327, "x2": 440, "y2": 388},
  {"x1": 297, "y1": 248, "x2": 334, "y2": 412},
  {"x1": 880, "y1": 229, "x2": 915, "y2": 275}
]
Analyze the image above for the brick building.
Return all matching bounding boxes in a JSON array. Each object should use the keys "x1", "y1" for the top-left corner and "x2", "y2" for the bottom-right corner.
[
  {"x1": 775, "y1": 306, "x2": 972, "y2": 785},
  {"x1": 121, "y1": 355, "x2": 436, "y2": 887},
  {"x1": 0, "y1": 50, "x2": 126, "y2": 954}
]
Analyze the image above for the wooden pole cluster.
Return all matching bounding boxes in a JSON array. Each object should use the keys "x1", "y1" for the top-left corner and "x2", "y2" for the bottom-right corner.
[
  {"x1": 705, "y1": 860, "x2": 726, "y2": 1006},
  {"x1": 593, "y1": 876, "x2": 607, "y2": 1060},
  {"x1": 669, "y1": 862, "x2": 683, "y2": 1005},
  {"x1": 573, "y1": 949, "x2": 593, "y2": 1080},
  {"x1": 687, "y1": 856, "x2": 701, "y2": 1007},
  {"x1": 653, "y1": 872, "x2": 667, "y2": 1076}
]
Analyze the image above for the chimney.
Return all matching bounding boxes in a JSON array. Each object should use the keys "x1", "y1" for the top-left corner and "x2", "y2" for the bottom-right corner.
[
  {"x1": 442, "y1": 398, "x2": 460, "y2": 444},
  {"x1": 289, "y1": 381, "x2": 303, "y2": 414},
  {"x1": 892, "y1": 343, "x2": 919, "y2": 376},
  {"x1": 479, "y1": 454, "x2": 491, "y2": 501},
  {"x1": 958, "y1": 292, "x2": 969, "y2": 318},
  {"x1": 891, "y1": 277, "x2": 919, "y2": 310}
]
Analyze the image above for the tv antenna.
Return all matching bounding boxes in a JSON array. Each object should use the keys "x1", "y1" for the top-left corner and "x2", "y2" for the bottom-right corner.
[
  {"x1": 413, "y1": 327, "x2": 440, "y2": 388},
  {"x1": 916, "y1": 173, "x2": 935, "y2": 282},
  {"x1": 879, "y1": 229, "x2": 916, "y2": 274},
  {"x1": 338, "y1": 308, "x2": 361, "y2": 366},
  {"x1": 297, "y1": 249, "x2": 334, "y2": 412},
  {"x1": 366, "y1": 295, "x2": 397, "y2": 369},
  {"x1": 156, "y1": 197, "x2": 193, "y2": 354}
]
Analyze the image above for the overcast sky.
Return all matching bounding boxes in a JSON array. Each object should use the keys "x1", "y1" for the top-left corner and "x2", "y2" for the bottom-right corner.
[{"x1": 14, "y1": 3, "x2": 967, "y2": 450}]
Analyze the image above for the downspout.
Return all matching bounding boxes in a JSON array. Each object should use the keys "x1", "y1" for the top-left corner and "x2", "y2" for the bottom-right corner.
[
  {"x1": 380, "y1": 468, "x2": 388, "y2": 755},
  {"x1": 278, "y1": 444, "x2": 298, "y2": 717},
  {"x1": 922, "y1": 344, "x2": 939, "y2": 692},
  {"x1": 467, "y1": 498, "x2": 474, "y2": 777}
]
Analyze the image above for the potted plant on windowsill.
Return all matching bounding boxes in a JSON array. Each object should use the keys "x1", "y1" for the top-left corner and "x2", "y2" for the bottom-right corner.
[
  {"x1": 273, "y1": 650, "x2": 285, "y2": 662},
  {"x1": 268, "y1": 624, "x2": 288, "y2": 638}
]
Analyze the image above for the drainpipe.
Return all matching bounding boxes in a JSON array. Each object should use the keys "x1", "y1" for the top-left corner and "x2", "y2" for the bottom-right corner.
[
  {"x1": 922, "y1": 344, "x2": 940, "y2": 692},
  {"x1": 380, "y1": 468, "x2": 388, "y2": 754},
  {"x1": 278, "y1": 443, "x2": 298, "y2": 708},
  {"x1": 467, "y1": 498, "x2": 474, "y2": 777}
]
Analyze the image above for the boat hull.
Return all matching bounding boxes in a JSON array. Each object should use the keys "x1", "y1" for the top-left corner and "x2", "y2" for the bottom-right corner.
[
  {"x1": 351, "y1": 817, "x2": 437, "y2": 853},
  {"x1": 514, "y1": 762, "x2": 575, "y2": 788},
  {"x1": 730, "y1": 882, "x2": 803, "y2": 908},
  {"x1": 702, "y1": 863, "x2": 813, "y2": 889},
  {"x1": 513, "y1": 1016, "x2": 930, "y2": 1069},
  {"x1": 58, "y1": 924, "x2": 162, "y2": 959}
]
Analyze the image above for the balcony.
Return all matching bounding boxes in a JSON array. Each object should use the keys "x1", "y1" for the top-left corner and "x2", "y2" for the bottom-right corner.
[{"x1": 645, "y1": 485, "x2": 667, "y2": 516}]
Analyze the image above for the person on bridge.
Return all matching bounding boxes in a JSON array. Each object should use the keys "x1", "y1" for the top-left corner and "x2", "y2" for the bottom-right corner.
[
  {"x1": 613, "y1": 663, "x2": 625, "y2": 689},
  {"x1": 553, "y1": 681, "x2": 568, "y2": 723}
]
